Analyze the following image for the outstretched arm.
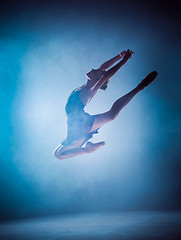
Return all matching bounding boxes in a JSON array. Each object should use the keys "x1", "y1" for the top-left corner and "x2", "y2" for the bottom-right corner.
[
  {"x1": 91, "y1": 49, "x2": 134, "y2": 92},
  {"x1": 99, "y1": 49, "x2": 134, "y2": 90},
  {"x1": 100, "y1": 51, "x2": 126, "y2": 70},
  {"x1": 104, "y1": 49, "x2": 134, "y2": 79}
]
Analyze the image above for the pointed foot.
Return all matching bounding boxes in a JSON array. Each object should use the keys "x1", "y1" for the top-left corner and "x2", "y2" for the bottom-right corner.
[{"x1": 138, "y1": 71, "x2": 158, "y2": 90}]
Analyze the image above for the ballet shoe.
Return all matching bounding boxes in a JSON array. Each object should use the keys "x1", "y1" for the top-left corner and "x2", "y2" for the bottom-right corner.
[{"x1": 137, "y1": 71, "x2": 158, "y2": 90}]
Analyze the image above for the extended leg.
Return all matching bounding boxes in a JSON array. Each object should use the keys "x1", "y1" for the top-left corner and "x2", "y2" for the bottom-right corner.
[
  {"x1": 90, "y1": 71, "x2": 158, "y2": 131},
  {"x1": 90, "y1": 87, "x2": 139, "y2": 131}
]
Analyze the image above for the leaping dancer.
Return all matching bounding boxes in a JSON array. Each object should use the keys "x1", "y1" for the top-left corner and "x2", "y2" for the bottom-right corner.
[{"x1": 53, "y1": 49, "x2": 158, "y2": 159}]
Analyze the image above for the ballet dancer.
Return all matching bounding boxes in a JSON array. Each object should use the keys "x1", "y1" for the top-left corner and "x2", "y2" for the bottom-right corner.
[{"x1": 53, "y1": 49, "x2": 158, "y2": 159}]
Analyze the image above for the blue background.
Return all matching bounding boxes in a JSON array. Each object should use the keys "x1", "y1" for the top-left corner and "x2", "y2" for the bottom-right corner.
[{"x1": 0, "y1": 0, "x2": 180, "y2": 221}]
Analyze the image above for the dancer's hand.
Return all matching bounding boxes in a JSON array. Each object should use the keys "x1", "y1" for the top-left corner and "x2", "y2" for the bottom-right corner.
[
  {"x1": 123, "y1": 49, "x2": 134, "y2": 61},
  {"x1": 119, "y1": 50, "x2": 127, "y2": 58}
]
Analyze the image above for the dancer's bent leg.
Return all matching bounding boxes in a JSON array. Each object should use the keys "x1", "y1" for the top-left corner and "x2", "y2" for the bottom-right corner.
[{"x1": 54, "y1": 140, "x2": 105, "y2": 160}]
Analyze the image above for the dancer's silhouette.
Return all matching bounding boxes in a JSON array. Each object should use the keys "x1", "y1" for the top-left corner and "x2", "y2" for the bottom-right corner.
[{"x1": 53, "y1": 49, "x2": 158, "y2": 159}]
